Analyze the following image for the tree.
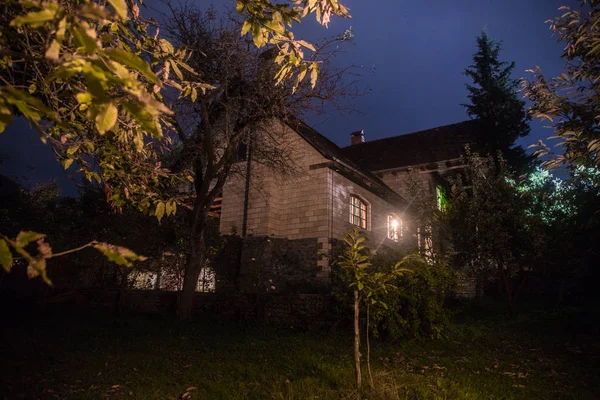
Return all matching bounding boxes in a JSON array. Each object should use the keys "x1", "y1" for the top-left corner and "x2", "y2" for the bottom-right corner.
[
  {"x1": 463, "y1": 31, "x2": 532, "y2": 172},
  {"x1": 163, "y1": 5, "x2": 359, "y2": 318},
  {"x1": 335, "y1": 230, "x2": 410, "y2": 389},
  {"x1": 0, "y1": 0, "x2": 350, "y2": 291},
  {"x1": 448, "y1": 149, "x2": 541, "y2": 311},
  {"x1": 522, "y1": 1, "x2": 600, "y2": 180}
]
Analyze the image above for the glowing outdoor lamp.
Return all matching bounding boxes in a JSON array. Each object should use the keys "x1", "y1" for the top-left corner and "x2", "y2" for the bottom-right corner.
[{"x1": 391, "y1": 219, "x2": 399, "y2": 230}]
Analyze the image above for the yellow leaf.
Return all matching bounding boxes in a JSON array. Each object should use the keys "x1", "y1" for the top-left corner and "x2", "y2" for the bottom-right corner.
[
  {"x1": 0, "y1": 239, "x2": 12, "y2": 272},
  {"x1": 45, "y1": 39, "x2": 61, "y2": 61},
  {"x1": 155, "y1": 202, "x2": 165, "y2": 222},
  {"x1": 241, "y1": 20, "x2": 252, "y2": 36},
  {"x1": 310, "y1": 62, "x2": 319, "y2": 88},
  {"x1": 252, "y1": 22, "x2": 265, "y2": 48},
  {"x1": 95, "y1": 102, "x2": 118, "y2": 134},
  {"x1": 108, "y1": 0, "x2": 128, "y2": 20}
]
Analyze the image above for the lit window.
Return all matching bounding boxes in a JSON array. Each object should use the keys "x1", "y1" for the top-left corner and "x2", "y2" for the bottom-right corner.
[
  {"x1": 436, "y1": 185, "x2": 447, "y2": 211},
  {"x1": 387, "y1": 214, "x2": 402, "y2": 242},
  {"x1": 349, "y1": 195, "x2": 368, "y2": 229}
]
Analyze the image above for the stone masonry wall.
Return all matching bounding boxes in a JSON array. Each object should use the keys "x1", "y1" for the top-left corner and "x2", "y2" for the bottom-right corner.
[
  {"x1": 76, "y1": 289, "x2": 335, "y2": 329},
  {"x1": 219, "y1": 121, "x2": 330, "y2": 240},
  {"x1": 213, "y1": 235, "x2": 326, "y2": 294}
]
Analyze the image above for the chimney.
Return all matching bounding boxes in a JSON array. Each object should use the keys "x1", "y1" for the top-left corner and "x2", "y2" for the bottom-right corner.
[{"x1": 351, "y1": 130, "x2": 365, "y2": 145}]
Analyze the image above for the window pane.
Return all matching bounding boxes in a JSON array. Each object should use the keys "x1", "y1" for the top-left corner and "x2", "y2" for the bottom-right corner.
[{"x1": 350, "y1": 196, "x2": 368, "y2": 229}]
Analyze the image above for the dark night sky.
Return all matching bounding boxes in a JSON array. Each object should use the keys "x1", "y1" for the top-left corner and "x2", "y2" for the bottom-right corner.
[{"x1": 0, "y1": 0, "x2": 577, "y2": 195}]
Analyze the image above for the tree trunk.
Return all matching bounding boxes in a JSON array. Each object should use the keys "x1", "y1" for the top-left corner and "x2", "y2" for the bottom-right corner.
[
  {"x1": 178, "y1": 229, "x2": 206, "y2": 320},
  {"x1": 353, "y1": 290, "x2": 362, "y2": 389},
  {"x1": 475, "y1": 272, "x2": 483, "y2": 304},
  {"x1": 499, "y1": 265, "x2": 514, "y2": 314}
]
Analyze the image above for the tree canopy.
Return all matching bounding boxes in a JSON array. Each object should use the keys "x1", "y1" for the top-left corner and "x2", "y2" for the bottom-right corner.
[
  {"x1": 463, "y1": 31, "x2": 531, "y2": 172},
  {"x1": 523, "y1": 0, "x2": 600, "y2": 181}
]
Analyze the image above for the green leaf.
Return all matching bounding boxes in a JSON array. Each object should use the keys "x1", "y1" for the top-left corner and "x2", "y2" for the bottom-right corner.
[
  {"x1": 155, "y1": 201, "x2": 165, "y2": 222},
  {"x1": 72, "y1": 26, "x2": 98, "y2": 53},
  {"x1": 357, "y1": 281, "x2": 364, "y2": 290},
  {"x1": 0, "y1": 99, "x2": 13, "y2": 133},
  {"x1": 10, "y1": 9, "x2": 57, "y2": 28},
  {"x1": 93, "y1": 243, "x2": 147, "y2": 267},
  {"x1": 108, "y1": 0, "x2": 128, "y2": 20},
  {"x1": 236, "y1": 0, "x2": 244, "y2": 13},
  {"x1": 0, "y1": 239, "x2": 12, "y2": 272},
  {"x1": 169, "y1": 60, "x2": 183, "y2": 80},
  {"x1": 76, "y1": 92, "x2": 92, "y2": 104},
  {"x1": 104, "y1": 48, "x2": 160, "y2": 85},
  {"x1": 28, "y1": 84, "x2": 37, "y2": 94},
  {"x1": 95, "y1": 102, "x2": 118, "y2": 134},
  {"x1": 16, "y1": 231, "x2": 46, "y2": 248}
]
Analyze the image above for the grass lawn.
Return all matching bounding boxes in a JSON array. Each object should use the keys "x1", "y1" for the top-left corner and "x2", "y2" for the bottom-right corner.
[{"x1": 1, "y1": 306, "x2": 598, "y2": 399}]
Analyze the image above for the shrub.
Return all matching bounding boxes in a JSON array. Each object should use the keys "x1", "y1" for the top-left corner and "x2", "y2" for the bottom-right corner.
[{"x1": 381, "y1": 257, "x2": 457, "y2": 340}]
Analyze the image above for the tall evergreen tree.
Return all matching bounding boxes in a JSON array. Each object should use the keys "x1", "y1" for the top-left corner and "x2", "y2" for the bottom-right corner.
[{"x1": 463, "y1": 31, "x2": 532, "y2": 172}]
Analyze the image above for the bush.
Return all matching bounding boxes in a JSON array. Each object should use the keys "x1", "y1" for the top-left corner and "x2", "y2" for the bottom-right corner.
[
  {"x1": 330, "y1": 239, "x2": 456, "y2": 340},
  {"x1": 378, "y1": 256, "x2": 457, "y2": 340}
]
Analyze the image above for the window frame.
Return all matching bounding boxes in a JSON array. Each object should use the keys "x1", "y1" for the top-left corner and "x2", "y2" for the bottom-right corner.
[
  {"x1": 387, "y1": 214, "x2": 402, "y2": 242},
  {"x1": 436, "y1": 184, "x2": 447, "y2": 211},
  {"x1": 349, "y1": 195, "x2": 368, "y2": 230}
]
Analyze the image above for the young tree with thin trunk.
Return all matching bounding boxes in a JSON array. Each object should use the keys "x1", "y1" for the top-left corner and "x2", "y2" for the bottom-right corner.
[{"x1": 335, "y1": 230, "x2": 410, "y2": 389}]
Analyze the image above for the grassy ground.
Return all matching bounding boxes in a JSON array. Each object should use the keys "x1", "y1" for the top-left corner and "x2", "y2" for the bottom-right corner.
[{"x1": 1, "y1": 306, "x2": 598, "y2": 400}]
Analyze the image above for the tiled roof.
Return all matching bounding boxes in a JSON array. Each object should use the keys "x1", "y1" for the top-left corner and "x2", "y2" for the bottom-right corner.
[
  {"x1": 340, "y1": 120, "x2": 479, "y2": 171},
  {"x1": 284, "y1": 117, "x2": 406, "y2": 205}
]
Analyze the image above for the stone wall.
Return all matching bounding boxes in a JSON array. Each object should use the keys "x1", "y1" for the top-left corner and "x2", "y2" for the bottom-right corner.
[
  {"x1": 330, "y1": 171, "x2": 409, "y2": 249},
  {"x1": 213, "y1": 235, "x2": 326, "y2": 294},
  {"x1": 219, "y1": 121, "x2": 331, "y2": 240},
  {"x1": 76, "y1": 289, "x2": 335, "y2": 328}
]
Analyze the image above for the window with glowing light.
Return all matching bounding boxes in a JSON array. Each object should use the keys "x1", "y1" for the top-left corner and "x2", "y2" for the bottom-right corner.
[
  {"x1": 387, "y1": 214, "x2": 402, "y2": 242},
  {"x1": 349, "y1": 195, "x2": 368, "y2": 229},
  {"x1": 436, "y1": 185, "x2": 447, "y2": 211}
]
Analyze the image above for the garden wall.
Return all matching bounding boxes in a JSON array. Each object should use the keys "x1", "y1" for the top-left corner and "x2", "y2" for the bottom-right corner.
[
  {"x1": 77, "y1": 289, "x2": 335, "y2": 328},
  {"x1": 213, "y1": 235, "x2": 327, "y2": 294}
]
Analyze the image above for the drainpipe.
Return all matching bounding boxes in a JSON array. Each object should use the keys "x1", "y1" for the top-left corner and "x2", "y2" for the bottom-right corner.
[
  {"x1": 236, "y1": 137, "x2": 252, "y2": 292},
  {"x1": 241, "y1": 138, "x2": 253, "y2": 237}
]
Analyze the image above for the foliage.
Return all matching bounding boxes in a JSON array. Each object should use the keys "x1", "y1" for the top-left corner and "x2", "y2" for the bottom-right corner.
[
  {"x1": 463, "y1": 31, "x2": 532, "y2": 172},
  {"x1": 334, "y1": 229, "x2": 411, "y2": 388},
  {"x1": 523, "y1": 0, "x2": 600, "y2": 176},
  {"x1": 0, "y1": 0, "x2": 351, "y2": 297},
  {"x1": 448, "y1": 149, "x2": 544, "y2": 310},
  {"x1": 0, "y1": 177, "x2": 196, "y2": 289},
  {"x1": 373, "y1": 254, "x2": 457, "y2": 340},
  {"x1": 0, "y1": 0, "x2": 349, "y2": 215}
]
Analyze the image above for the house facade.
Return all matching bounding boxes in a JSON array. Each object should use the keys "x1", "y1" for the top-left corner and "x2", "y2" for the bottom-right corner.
[{"x1": 216, "y1": 118, "x2": 476, "y2": 292}]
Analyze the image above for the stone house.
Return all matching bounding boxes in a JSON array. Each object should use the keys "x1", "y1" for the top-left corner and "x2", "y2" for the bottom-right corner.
[{"x1": 215, "y1": 118, "x2": 477, "y2": 292}]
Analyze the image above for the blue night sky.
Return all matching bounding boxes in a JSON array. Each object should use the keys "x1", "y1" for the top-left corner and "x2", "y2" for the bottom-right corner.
[{"x1": 0, "y1": 0, "x2": 577, "y2": 195}]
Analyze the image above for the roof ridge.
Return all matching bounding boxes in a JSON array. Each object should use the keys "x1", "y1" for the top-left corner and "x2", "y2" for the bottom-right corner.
[{"x1": 342, "y1": 119, "x2": 477, "y2": 148}]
